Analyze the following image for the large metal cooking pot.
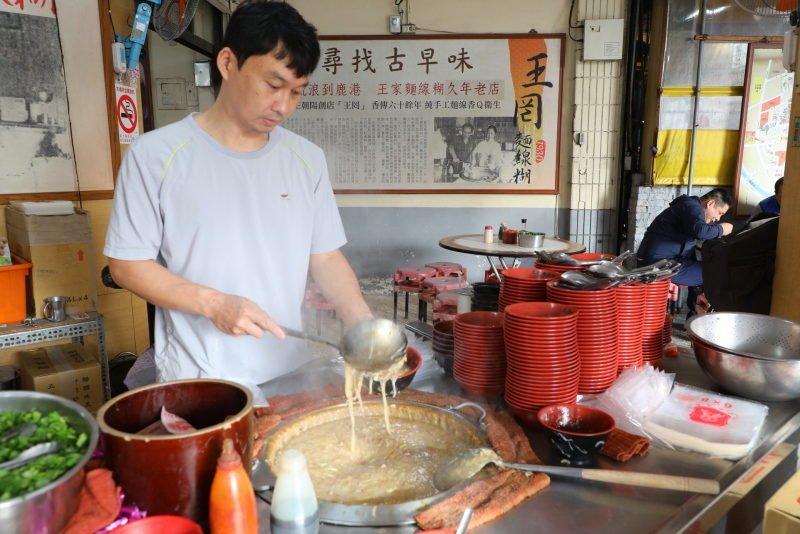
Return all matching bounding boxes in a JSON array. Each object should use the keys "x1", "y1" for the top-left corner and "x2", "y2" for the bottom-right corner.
[
  {"x1": 258, "y1": 399, "x2": 488, "y2": 526},
  {"x1": 0, "y1": 391, "x2": 100, "y2": 534}
]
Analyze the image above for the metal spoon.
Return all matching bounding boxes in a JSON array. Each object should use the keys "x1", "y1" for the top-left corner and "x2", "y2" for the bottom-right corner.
[
  {"x1": 559, "y1": 270, "x2": 597, "y2": 288},
  {"x1": 455, "y1": 508, "x2": 473, "y2": 534},
  {"x1": 0, "y1": 441, "x2": 62, "y2": 470},
  {"x1": 434, "y1": 448, "x2": 720, "y2": 494},
  {"x1": 611, "y1": 250, "x2": 634, "y2": 264},
  {"x1": 587, "y1": 261, "x2": 628, "y2": 279},
  {"x1": 0, "y1": 423, "x2": 36, "y2": 441},
  {"x1": 559, "y1": 271, "x2": 619, "y2": 290},
  {"x1": 281, "y1": 319, "x2": 408, "y2": 373}
]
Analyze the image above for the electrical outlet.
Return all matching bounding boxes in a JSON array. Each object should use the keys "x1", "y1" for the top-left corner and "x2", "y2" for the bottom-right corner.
[{"x1": 389, "y1": 15, "x2": 401, "y2": 34}]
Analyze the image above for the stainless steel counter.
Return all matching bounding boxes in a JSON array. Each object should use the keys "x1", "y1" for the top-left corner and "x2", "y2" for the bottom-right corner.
[{"x1": 256, "y1": 339, "x2": 800, "y2": 533}]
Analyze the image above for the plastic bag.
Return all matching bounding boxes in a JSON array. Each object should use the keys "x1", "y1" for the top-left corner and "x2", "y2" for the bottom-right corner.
[
  {"x1": 643, "y1": 383, "x2": 768, "y2": 460},
  {"x1": 582, "y1": 365, "x2": 675, "y2": 436}
]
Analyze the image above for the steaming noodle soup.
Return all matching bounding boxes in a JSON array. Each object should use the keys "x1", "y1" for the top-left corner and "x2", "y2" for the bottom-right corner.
[
  {"x1": 343, "y1": 357, "x2": 407, "y2": 451},
  {"x1": 267, "y1": 352, "x2": 487, "y2": 504},
  {"x1": 275, "y1": 398, "x2": 484, "y2": 505}
]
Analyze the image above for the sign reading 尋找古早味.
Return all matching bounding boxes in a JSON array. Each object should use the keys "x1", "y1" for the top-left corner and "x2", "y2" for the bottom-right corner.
[{"x1": 283, "y1": 35, "x2": 564, "y2": 194}]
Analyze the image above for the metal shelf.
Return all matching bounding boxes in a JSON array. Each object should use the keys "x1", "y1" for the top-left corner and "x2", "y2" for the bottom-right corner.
[{"x1": 0, "y1": 311, "x2": 109, "y2": 399}]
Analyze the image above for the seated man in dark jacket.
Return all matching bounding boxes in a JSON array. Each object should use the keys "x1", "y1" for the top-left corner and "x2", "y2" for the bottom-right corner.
[{"x1": 637, "y1": 188, "x2": 734, "y2": 311}]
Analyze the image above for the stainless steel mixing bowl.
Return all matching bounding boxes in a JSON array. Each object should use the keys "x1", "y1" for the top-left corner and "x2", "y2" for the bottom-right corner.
[
  {"x1": 686, "y1": 313, "x2": 800, "y2": 402},
  {"x1": 0, "y1": 391, "x2": 100, "y2": 533}
]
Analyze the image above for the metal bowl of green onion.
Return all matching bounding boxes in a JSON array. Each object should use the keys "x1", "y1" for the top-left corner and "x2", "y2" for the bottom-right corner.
[{"x1": 0, "y1": 391, "x2": 99, "y2": 533}]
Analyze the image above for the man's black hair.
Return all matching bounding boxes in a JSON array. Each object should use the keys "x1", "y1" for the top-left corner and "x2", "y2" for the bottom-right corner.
[
  {"x1": 700, "y1": 187, "x2": 733, "y2": 208},
  {"x1": 212, "y1": 1, "x2": 320, "y2": 87},
  {"x1": 775, "y1": 177, "x2": 784, "y2": 193}
]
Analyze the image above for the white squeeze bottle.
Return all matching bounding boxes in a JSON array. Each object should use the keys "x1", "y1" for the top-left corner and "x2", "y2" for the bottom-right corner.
[{"x1": 270, "y1": 449, "x2": 320, "y2": 534}]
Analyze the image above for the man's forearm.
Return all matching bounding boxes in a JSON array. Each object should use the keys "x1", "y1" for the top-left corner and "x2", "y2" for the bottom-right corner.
[
  {"x1": 107, "y1": 258, "x2": 222, "y2": 320},
  {"x1": 309, "y1": 250, "x2": 373, "y2": 328}
]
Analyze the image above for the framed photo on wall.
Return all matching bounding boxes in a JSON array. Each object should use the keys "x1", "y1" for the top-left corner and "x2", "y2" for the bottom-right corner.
[
  {"x1": 734, "y1": 43, "x2": 793, "y2": 216},
  {"x1": 283, "y1": 34, "x2": 565, "y2": 194}
]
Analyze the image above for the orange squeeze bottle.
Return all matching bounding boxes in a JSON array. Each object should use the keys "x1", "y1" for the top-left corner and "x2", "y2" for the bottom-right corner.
[{"x1": 209, "y1": 438, "x2": 259, "y2": 534}]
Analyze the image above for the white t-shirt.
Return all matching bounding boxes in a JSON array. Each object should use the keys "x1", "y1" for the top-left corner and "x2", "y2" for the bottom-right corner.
[
  {"x1": 104, "y1": 114, "x2": 346, "y2": 401},
  {"x1": 472, "y1": 139, "x2": 502, "y2": 169}
]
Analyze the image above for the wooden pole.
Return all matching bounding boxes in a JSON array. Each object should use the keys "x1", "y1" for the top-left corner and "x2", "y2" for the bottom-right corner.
[{"x1": 771, "y1": 27, "x2": 800, "y2": 321}]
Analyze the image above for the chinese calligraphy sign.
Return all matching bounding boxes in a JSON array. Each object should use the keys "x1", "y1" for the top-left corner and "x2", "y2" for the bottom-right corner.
[{"x1": 284, "y1": 34, "x2": 564, "y2": 194}]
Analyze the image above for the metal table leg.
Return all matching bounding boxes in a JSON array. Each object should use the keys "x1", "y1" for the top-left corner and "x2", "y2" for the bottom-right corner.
[{"x1": 486, "y1": 256, "x2": 502, "y2": 281}]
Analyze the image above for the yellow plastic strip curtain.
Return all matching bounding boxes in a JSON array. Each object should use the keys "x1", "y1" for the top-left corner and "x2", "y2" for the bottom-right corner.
[{"x1": 653, "y1": 129, "x2": 739, "y2": 185}]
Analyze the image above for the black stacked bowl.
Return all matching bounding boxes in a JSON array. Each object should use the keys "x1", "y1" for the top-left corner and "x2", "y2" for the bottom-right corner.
[{"x1": 471, "y1": 282, "x2": 501, "y2": 311}]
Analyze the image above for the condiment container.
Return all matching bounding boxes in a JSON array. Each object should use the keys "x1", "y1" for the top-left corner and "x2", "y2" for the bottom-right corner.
[
  {"x1": 209, "y1": 438, "x2": 258, "y2": 534},
  {"x1": 483, "y1": 226, "x2": 494, "y2": 244},
  {"x1": 270, "y1": 448, "x2": 320, "y2": 534}
]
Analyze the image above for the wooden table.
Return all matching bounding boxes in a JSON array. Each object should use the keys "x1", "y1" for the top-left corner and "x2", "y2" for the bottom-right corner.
[{"x1": 439, "y1": 234, "x2": 586, "y2": 279}]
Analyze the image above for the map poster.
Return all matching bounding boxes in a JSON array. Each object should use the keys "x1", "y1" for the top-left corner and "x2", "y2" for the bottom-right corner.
[
  {"x1": 734, "y1": 44, "x2": 793, "y2": 216},
  {"x1": 283, "y1": 35, "x2": 564, "y2": 194}
]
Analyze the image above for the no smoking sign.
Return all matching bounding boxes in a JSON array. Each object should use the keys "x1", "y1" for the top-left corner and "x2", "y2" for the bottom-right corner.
[{"x1": 115, "y1": 84, "x2": 140, "y2": 144}]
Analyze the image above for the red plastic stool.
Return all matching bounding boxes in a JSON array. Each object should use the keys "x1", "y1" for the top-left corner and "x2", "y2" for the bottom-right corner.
[
  {"x1": 424, "y1": 262, "x2": 467, "y2": 279},
  {"x1": 432, "y1": 311, "x2": 458, "y2": 323},
  {"x1": 393, "y1": 265, "x2": 437, "y2": 322},
  {"x1": 484, "y1": 268, "x2": 505, "y2": 283},
  {"x1": 303, "y1": 284, "x2": 336, "y2": 335},
  {"x1": 419, "y1": 277, "x2": 469, "y2": 322}
]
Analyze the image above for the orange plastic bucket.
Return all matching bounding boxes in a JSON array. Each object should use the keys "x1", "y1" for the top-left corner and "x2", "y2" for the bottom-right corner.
[{"x1": 0, "y1": 254, "x2": 31, "y2": 324}]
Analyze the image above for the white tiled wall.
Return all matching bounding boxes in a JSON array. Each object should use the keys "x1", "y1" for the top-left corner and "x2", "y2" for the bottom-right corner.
[{"x1": 569, "y1": 0, "x2": 626, "y2": 252}]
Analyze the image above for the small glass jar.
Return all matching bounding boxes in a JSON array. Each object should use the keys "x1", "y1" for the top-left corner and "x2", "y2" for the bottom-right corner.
[{"x1": 484, "y1": 225, "x2": 494, "y2": 244}]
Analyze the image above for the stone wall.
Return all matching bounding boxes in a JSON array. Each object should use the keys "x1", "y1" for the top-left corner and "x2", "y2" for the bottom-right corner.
[{"x1": 627, "y1": 183, "x2": 725, "y2": 254}]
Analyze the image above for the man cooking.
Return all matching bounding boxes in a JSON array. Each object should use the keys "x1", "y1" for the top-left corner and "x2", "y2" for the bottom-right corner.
[
  {"x1": 637, "y1": 188, "x2": 734, "y2": 314},
  {"x1": 104, "y1": 1, "x2": 372, "y2": 402}
]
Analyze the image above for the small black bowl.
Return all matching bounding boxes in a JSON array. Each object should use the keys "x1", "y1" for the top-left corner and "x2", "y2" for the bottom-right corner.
[
  {"x1": 434, "y1": 352, "x2": 454, "y2": 377},
  {"x1": 537, "y1": 404, "x2": 615, "y2": 466}
]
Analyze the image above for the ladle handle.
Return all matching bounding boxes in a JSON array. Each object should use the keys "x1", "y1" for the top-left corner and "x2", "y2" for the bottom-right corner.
[
  {"x1": 579, "y1": 468, "x2": 720, "y2": 494},
  {"x1": 279, "y1": 325, "x2": 340, "y2": 351},
  {"x1": 501, "y1": 462, "x2": 720, "y2": 495}
]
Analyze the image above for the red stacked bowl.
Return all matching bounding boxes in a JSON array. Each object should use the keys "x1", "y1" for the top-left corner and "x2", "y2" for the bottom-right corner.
[
  {"x1": 502, "y1": 302, "x2": 581, "y2": 427},
  {"x1": 498, "y1": 268, "x2": 560, "y2": 312},
  {"x1": 615, "y1": 282, "x2": 646, "y2": 371},
  {"x1": 453, "y1": 311, "x2": 506, "y2": 398},
  {"x1": 535, "y1": 253, "x2": 614, "y2": 273},
  {"x1": 432, "y1": 320, "x2": 455, "y2": 376},
  {"x1": 642, "y1": 280, "x2": 670, "y2": 365},
  {"x1": 546, "y1": 281, "x2": 618, "y2": 394}
]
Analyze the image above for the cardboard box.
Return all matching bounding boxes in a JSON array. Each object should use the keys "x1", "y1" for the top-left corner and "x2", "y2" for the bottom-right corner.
[
  {"x1": 5, "y1": 206, "x2": 96, "y2": 318},
  {"x1": 695, "y1": 443, "x2": 796, "y2": 531},
  {"x1": 18, "y1": 343, "x2": 103, "y2": 413},
  {"x1": 765, "y1": 469, "x2": 800, "y2": 534}
]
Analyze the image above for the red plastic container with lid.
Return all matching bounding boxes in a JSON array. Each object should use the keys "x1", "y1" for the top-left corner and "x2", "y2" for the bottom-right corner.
[{"x1": 0, "y1": 254, "x2": 31, "y2": 324}]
